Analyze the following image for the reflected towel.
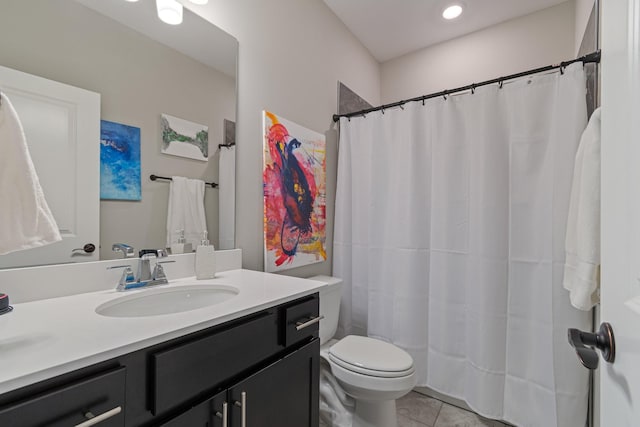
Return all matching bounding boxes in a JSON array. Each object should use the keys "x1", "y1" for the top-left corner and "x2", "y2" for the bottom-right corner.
[
  {"x1": 0, "y1": 92, "x2": 61, "y2": 255},
  {"x1": 166, "y1": 176, "x2": 207, "y2": 249},
  {"x1": 563, "y1": 108, "x2": 601, "y2": 311},
  {"x1": 218, "y1": 144, "x2": 235, "y2": 250}
]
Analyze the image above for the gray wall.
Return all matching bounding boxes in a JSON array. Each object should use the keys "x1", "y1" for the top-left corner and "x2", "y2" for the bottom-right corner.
[
  {"x1": 380, "y1": 2, "x2": 576, "y2": 104},
  {"x1": 0, "y1": 0, "x2": 236, "y2": 259},
  {"x1": 186, "y1": 0, "x2": 382, "y2": 276}
]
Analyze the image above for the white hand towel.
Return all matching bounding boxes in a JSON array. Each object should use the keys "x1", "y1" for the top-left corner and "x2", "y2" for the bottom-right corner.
[
  {"x1": 166, "y1": 176, "x2": 207, "y2": 249},
  {"x1": 0, "y1": 92, "x2": 61, "y2": 255},
  {"x1": 563, "y1": 107, "x2": 601, "y2": 311},
  {"x1": 218, "y1": 145, "x2": 235, "y2": 250}
]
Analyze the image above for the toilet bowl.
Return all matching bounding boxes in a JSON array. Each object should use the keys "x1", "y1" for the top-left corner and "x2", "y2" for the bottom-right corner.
[{"x1": 310, "y1": 275, "x2": 417, "y2": 427}]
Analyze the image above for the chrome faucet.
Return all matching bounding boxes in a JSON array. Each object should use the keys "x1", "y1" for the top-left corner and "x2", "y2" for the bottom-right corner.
[
  {"x1": 112, "y1": 243, "x2": 135, "y2": 258},
  {"x1": 114, "y1": 249, "x2": 170, "y2": 291}
]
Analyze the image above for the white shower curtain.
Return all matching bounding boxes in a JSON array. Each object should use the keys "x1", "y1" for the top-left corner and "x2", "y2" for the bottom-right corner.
[{"x1": 333, "y1": 63, "x2": 591, "y2": 427}]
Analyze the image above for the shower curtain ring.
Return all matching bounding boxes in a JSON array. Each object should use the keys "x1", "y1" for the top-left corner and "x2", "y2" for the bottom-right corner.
[
  {"x1": 471, "y1": 84, "x2": 476, "y2": 94},
  {"x1": 499, "y1": 81, "x2": 504, "y2": 89}
]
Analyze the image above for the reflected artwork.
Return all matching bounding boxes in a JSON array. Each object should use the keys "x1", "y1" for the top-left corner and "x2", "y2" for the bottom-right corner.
[
  {"x1": 100, "y1": 120, "x2": 141, "y2": 201},
  {"x1": 161, "y1": 113, "x2": 209, "y2": 161},
  {"x1": 262, "y1": 111, "x2": 327, "y2": 272}
]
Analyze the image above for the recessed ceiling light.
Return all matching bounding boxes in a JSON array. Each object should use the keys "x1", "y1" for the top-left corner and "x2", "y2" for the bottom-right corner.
[
  {"x1": 156, "y1": 0, "x2": 183, "y2": 25},
  {"x1": 189, "y1": 0, "x2": 209, "y2": 4},
  {"x1": 442, "y1": 4, "x2": 463, "y2": 20}
]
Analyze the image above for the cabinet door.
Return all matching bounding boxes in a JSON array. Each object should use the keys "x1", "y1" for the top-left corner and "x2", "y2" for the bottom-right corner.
[
  {"x1": 230, "y1": 339, "x2": 319, "y2": 427},
  {"x1": 160, "y1": 390, "x2": 227, "y2": 427}
]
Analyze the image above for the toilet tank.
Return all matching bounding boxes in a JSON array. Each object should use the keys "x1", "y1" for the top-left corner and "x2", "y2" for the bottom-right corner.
[{"x1": 308, "y1": 275, "x2": 343, "y2": 345}]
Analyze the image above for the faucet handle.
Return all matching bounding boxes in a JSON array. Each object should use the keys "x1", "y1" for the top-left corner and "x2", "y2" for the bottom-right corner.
[
  {"x1": 108, "y1": 265, "x2": 136, "y2": 291},
  {"x1": 156, "y1": 249, "x2": 168, "y2": 259},
  {"x1": 138, "y1": 249, "x2": 167, "y2": 258},
  {"x1": 112, "y1": 243, "x2": 135, "y2": 258}
]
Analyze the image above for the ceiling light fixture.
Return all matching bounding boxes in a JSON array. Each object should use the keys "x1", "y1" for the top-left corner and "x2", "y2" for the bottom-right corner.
[
  {"x1": 124, "y1": 0, "x2": 140, "y2": 2},
  {"x1": 156, "y1": 0, "x2": 183, "y2": 25},
  {"x1": 189, "y1": 0, "x2": 209, "y2": 4},
  {"x1": 442, "y1": 4, "x2": 463, "y2": 20}
]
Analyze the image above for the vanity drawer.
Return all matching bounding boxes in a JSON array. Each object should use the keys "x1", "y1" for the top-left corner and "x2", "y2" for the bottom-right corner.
[
  {"x1": 0, "y1": 366, "x2": 125, "y2": 427},
  {"x1": 152, "y1": 311, "x2": 279, "y2": 415},
  {"x1": 281, "y1": 294, "x2": 320, "y2": 347}
]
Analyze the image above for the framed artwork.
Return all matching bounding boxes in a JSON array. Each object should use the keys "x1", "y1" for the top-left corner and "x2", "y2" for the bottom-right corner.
[
  {"x1": 160, "y1": 113, "x2": 208, "y2": 161},
  {"x1": 262, "y1": 110, "x2": 327, "y2": 272},
  {"x1": 100, "y1": 120, "x2": 141, "y2": 201}
]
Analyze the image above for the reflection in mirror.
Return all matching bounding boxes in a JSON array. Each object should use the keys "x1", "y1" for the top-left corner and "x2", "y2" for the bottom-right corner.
[{"x1": 0, "y1": 0, "x2": 237, "y2": 269}]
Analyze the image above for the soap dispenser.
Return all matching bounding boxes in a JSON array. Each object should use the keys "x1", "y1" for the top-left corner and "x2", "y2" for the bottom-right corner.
[
  {"x1": 195, "y1": 231, "x2": 216, "y2": 279},
  {"x1": 170, "y1": 229, "x2": 186, "y2": 255}
]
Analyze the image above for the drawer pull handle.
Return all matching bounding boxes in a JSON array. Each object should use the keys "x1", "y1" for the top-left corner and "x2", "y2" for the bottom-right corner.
[
  {"x1": 215, "y1": 402, "x2": 228, "y2": 427},
  {"x1": 74, "y1": 406, "x2": 122, "y2": 427},
  {"x1": 234, "y1": 391, "x2": 247, "y2": 427},
  {"x1": 295, "y1": 315, "x2": 325, "y2": 331}
]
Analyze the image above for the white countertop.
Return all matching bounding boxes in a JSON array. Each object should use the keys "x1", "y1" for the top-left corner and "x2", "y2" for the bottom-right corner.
[{"x1": 0, "y1": 269, "x2": 325, "y2": 394}]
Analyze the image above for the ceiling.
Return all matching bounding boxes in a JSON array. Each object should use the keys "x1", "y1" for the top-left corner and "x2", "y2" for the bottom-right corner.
[{"x1": 323, "y1": 0, "x2": 570, "y2": 62}]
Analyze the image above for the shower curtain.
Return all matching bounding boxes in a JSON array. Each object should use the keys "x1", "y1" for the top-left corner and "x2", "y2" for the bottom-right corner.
[{"x1": 333, "y1": 63, "x2": 591, "y2": 427}]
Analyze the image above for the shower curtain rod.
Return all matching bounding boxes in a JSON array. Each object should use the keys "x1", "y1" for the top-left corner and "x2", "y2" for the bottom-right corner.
[{"x1": 332, "y1": 50, "x2": 601, "y2": 122}]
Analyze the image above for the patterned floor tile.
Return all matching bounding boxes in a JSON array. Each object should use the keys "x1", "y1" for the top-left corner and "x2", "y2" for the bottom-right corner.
[{"x1": 397, "y1": 391, "x2": 442, "y2": 426}]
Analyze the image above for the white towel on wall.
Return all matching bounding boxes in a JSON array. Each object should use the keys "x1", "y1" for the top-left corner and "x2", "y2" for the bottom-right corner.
[
  {"x1": 166, "y1": 176, "x2": 207, "y2": 249},
  {"x1": 218, "y1": 145, "x2": 235, "y2": 250},
  {"x1": 0, "y1": 91, "x2": 61, "y2": 255},
  {"x1": 563, "y1": 107, "x2": 601, "y2": 311}
]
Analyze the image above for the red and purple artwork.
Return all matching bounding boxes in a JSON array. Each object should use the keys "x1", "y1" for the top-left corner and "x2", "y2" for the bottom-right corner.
[{"x1": 263, "y1": 111, "x2": 327, "y2": 272}]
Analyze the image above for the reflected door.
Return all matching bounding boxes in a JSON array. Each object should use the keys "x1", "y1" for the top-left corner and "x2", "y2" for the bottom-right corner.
[{"x1": 0, "y1": 65, "x2": 100, "y2": 268}]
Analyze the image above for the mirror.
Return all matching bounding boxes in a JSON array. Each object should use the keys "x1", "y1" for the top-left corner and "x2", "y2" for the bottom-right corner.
[{"x1": 0, "y1": 0, "x2": 237, "y2": 268}]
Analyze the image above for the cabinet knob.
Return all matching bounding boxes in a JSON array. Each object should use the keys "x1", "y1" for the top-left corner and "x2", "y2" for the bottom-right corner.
[
  {"x1": 215, "y1": 402, "x2": 228, "y2": 427},
  {"x1": 234, "y1": 391, "x2": 247, "y2": 427},
  {"x1": 73, "y1": 406, "x2": 121, "y2": 427}
]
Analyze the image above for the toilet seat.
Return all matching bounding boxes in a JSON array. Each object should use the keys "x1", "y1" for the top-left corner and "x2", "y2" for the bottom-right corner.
[{"x1": 328, "y1": 335, "x2": 415, "y2": 378}]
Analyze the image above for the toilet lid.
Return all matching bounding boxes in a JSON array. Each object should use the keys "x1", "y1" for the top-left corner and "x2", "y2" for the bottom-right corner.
[{"x1": 328, "y1": 335, "x2": 414, "y2": 377}]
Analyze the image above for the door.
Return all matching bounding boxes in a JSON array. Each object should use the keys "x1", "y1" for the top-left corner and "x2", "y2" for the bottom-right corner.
[
  {"x1": 0, "y1": 65, "x2": 100, "y2": 268},
  {"x1": 229, "y1": 339, "x2": 320, "y2": 427},
  {"x1": 600, "y1": 0, "x2": 640, "y2": 425}
]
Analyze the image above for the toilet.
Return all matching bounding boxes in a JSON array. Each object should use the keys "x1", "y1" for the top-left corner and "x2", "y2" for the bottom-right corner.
[{"x1": 310, "y1": 275, "x2": 417, "y2": 427}]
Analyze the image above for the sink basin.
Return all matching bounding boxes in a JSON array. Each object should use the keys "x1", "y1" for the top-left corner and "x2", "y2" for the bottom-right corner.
[{"x1": 96, "y1": 284, "x2": 239, "y2": 318}]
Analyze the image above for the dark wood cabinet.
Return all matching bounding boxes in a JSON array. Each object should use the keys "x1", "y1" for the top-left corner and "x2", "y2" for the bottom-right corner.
[
  {"x1": 228, "y1": 339, "x2": 319, "y2": 427},
  {"x1": 0, "y1": 367, "x2": 126, "y2": 427},
  {"x1": 0, "y1": 293, "x2": 320, "y2": 427}
]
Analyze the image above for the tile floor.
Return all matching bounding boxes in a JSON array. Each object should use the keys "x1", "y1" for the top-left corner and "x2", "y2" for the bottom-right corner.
[{"x1": 321, "y1": 391, "x2": 509, "y2": 427}]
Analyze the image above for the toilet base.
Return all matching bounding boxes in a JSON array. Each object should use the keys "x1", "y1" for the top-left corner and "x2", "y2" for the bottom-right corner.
[{"x1": 353, "y1": 399, "x2": 397, "y2": 427}]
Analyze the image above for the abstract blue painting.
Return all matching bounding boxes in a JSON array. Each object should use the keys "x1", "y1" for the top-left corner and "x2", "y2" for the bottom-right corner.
[{"x1": 100, "y1": 120, "x2": 141, "y2": 201}]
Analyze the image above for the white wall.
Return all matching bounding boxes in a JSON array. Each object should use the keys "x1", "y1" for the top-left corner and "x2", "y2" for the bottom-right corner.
[
  {"x1": 185, "y1": 0, "x2": 381, "y2": 274},
  {"x1": 380, "y1": 1, "x2": 576, "y2": 104},
  {"x1": 575, "y1": 0, "x2": 596, "y2": 54}
]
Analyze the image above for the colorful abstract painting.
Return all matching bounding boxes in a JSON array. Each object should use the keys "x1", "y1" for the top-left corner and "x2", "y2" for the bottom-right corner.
[
  {"x1": 161, "y1": 113, "x2": 209, "y2": 161},
  {"x1": 263, "y1": 111, "x2": 327, "y2": 272},
  {"x1": 100, "y1": 120, "x2": 141, "y2": 201}
]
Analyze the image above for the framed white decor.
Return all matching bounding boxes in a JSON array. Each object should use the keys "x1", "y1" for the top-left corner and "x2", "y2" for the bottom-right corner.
[{"x1": 160, "y1": 113, "x2": 209, "y2": 161}]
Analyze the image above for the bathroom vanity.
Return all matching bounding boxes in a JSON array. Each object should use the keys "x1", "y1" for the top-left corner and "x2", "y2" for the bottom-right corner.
[{"x1": 0, "y1": 263, "x2": 324, "y2": 427}]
